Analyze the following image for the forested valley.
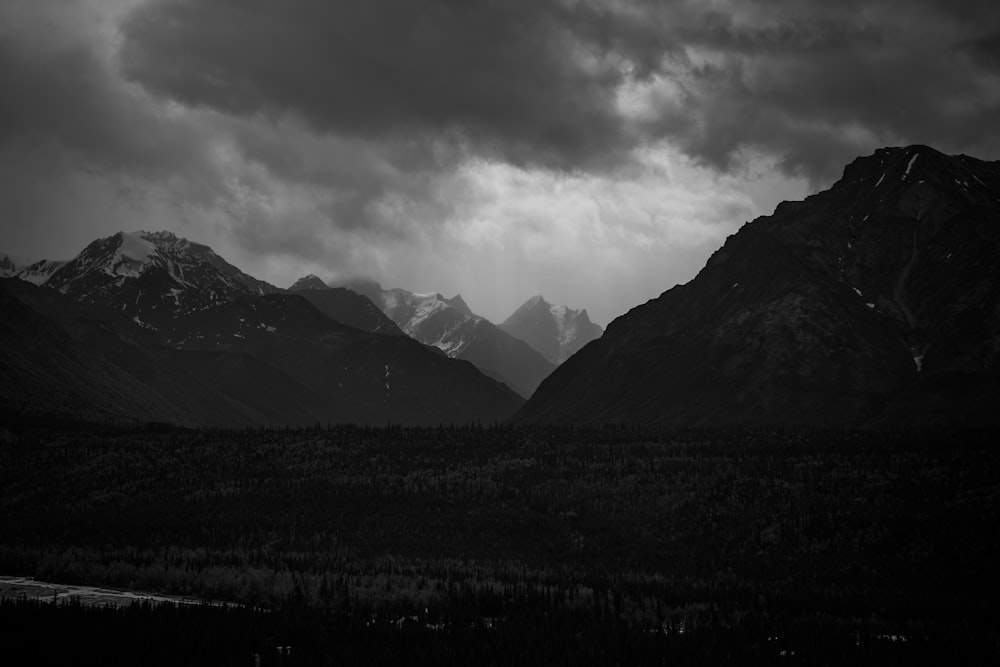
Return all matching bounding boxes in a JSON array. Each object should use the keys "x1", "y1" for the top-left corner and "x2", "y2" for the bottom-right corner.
[{"x1": 1, "y1": 421, "x2": 997, "y2": 664}]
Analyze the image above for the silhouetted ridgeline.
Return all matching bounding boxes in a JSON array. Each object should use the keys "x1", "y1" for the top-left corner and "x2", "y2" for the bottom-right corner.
[{"x1": 1, "y1": 423, "x2": 998, "y2": 663}]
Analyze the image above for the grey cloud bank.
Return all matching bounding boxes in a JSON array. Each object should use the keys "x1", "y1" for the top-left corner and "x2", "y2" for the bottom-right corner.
[{"x1": 1, "y1": 0, "x2": 999, "y2": 325}]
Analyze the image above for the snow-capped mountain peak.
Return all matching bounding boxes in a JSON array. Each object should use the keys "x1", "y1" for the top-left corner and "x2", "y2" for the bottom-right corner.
[
  {"x1": 107, "y1": 231, "x2": 158, "y2": 277},
  {"x1": 44, "y1": 230, "x2": 278, "y2": 329},
  {"x1": 350, "y1": 283, "x2": 555, "y2": 397},
  {"x1": 15, "y1": 259, "x2": 68, "y2": 285},
  {"x1": 0, "y1": 252, "x2": 68, "y2": 285},
  {"x1": 380, "y1": 290, "x2": 479, "y2": 352}
]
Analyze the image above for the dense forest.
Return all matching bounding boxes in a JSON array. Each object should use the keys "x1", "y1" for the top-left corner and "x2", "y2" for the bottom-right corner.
[{"x1": 1, "y1": 421, "x2": 998, "y2": 664}]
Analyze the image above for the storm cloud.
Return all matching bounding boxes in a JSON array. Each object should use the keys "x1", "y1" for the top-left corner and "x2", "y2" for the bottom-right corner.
[
  {"x1": 120, "y1": 0, "x2": 639, "y2": 170},
  {"x1": 119, "y1": 0, "x2": 1000, "y2": 182},
  {"x1": 1, "y1": 0, "x2": 999, "y2": 324}
]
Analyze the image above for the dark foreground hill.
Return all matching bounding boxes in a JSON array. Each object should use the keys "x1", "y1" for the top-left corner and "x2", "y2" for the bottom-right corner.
[
  {"x1": 518, "y1": 145, "x2": 1000, "y2": 426},
  {"x1": 0, "y1": 279, "x2": 522, "y2": 426}
]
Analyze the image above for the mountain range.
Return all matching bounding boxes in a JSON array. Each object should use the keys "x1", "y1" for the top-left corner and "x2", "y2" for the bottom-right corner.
[
  {"x1": 517, "y1": 145, "x2": 1000, "y2": 427},
  {"x1": 0, "y1": 232, "x2": 523, "y2": 426},
  {"x1": 4, "y1": 145, "x2": 998, "y2": 428},
  {"x1": 345, "y1": 280, "x2": 556, "y2": 398},
  {"x1": 44, "y1": 231, "x2": 279, "y2": 331},
  {"x1": 0, "y1": 254, "x2": 67, "y2": 285}
]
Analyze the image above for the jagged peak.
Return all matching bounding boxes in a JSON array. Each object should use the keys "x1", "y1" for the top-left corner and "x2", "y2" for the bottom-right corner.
[
  {"x1": 91, "y1": 230, "x2": 202, "y2": 258},
  {"x1": 445, "y1": 294, "x2": 474, "y2": 317},
  {"x1": 288, "y1": 274, "x2": 330, "y2": 291},
  {"x1": 526, "y1": 294, "x2": 549, "y2": 307},
  {"x1": 834, "y1": 144, "x2": 999, "y2": 195}
]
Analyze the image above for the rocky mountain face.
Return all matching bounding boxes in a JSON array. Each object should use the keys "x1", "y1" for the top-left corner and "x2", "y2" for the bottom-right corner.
[
  {"x1": 500, "y1": 295, "x2": 603, "y2": 365},
  {"x1": 0, "y1": 278, "x2": 318, "y2": 426},
  {"x1": 45, "y1": 231, "x2": 278, "y2": 330},
  {"x1": 288, "y1": 274, "x2": 330, "y2": 292},
  {"x1": 0, "y1": 254, "x2": 69, "y2": 285},
  {"x1": 160, "y1": 293, "x2": 520, "y2": 425},
  {"x1": 13, "y1": 259, "x2": 67, "y2": 285},
  {"x1": 346, "y1": 280, "x2": 555, "y2": 398},
  {"x1": 1, "y1": 234, "x2": 523, "y2": 426},
  {"x1": 518, "y1": 145, "x2": 1000, "y2": 426}
]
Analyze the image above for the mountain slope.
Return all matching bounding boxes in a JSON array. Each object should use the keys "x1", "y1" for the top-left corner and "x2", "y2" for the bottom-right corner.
[
  {"x1": 517, "y1": 145, "x2": 1000, "y2": 426},
  {"x1": 1, "y1": 278, "x2": 521, "y2": 427},
  {"x1": 0, "y1": 279, "x2": 322, "y2": 426},
  {"x1": 287, "y1": 275, "x2": 402, "y2": 335},
  {"x1": 3, "y1": 234, "x2": 522, "y2": 426},
  {"x1": 45, "y1": 231, "x2": 278, "y2": 329},
  {"x1": 500, "y1": 295, "x2": 603, "y2": 364},
  {"x1": 288, "y1": 274, "x2": 330, "y2": 292},
  {"x1": 15, "y1": 259, "x2": 67, "y2": 285},
  {"x1": 347, "y1": 281, "x2": 555, "y2": 397},
  {"x1": 164, "y1": 293, "x2": 522, "y2": 424}
]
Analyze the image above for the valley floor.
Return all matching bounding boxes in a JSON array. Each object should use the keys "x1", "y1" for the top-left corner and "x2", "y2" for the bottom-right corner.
[{"x1": 0, "y1": 422, "x2": 997, "y2": 664}]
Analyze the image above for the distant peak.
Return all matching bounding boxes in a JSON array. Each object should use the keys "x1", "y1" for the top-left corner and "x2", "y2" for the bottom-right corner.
[
  {"x1": 139, "y1": 230, "x2": 180, "y2": 242},
  {"x1": 289, "y1": 274, "x2": 330, "y2": 291},
  {"x1": 116, "y1": 229, "x2": 177, "y2": 240},
  {"x1": 445, "y1": 293, "x2": 474, "y2": 317},
  {"x1": 345, "y1": 277, "x2": 383, "y2": 291},
  {"x1": 525, "y1": 294, "x2": 549, "y2": 308},
  {"x1": 112, "y1": 230, "x2": 196, "y2": 253},
  {"x1": 831, "y1": 143, "x2": 988, "y2": 196}
]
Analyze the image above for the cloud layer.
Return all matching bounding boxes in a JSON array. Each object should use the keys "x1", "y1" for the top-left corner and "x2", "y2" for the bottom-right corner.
[
  {"x1": 119, "y1": 0, "x2": 1000, "y2": 180},
  {"x1": 1, "y1": 0, "x2": 998, "y2": 324}
]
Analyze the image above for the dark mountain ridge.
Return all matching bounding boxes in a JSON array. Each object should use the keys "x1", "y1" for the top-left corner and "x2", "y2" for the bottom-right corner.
[
  {"x1": 0, "y1": 278, "x2": 319, "y2": 426},
  {"x1": 288, "y1": 278, "x2": 403, "y2": 336},
  {"x1": 517, "y1": 145, "x2": 1000, "y2": 426}
]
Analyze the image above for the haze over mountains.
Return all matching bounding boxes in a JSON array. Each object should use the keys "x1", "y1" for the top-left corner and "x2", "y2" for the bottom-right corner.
[
  {"x1": 288, "y1": 276, "x2": 403, "y2": 336},
  {"x1": 500, "y1": 295, "x2": 603, "y2": 365},
  {"x1": 518, "y1": 146, "x2": 1000, "y2": 427},
  {"x1": 344, "y1": 280, "x2": 556, "y2": 398}
]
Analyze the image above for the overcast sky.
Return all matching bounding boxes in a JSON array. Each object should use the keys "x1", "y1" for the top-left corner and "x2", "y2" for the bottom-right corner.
[{"x1": 2, "y1": 0, "x2": 999, "y2": 325}]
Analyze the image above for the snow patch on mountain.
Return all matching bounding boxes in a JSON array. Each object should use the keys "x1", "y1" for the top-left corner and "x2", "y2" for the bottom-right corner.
[
  {"x1": 43, "y1": 230, "x2": 279, "y2": 328},
  {"x1": 339, "y1": 280, "x2": 555, "y2": 397},
  {"x1": 119, "y1": 232, "x2": 157, "y2": 262},
  {"x1": 15, "y1": 259, "x2": 67, "y2": 285}
]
